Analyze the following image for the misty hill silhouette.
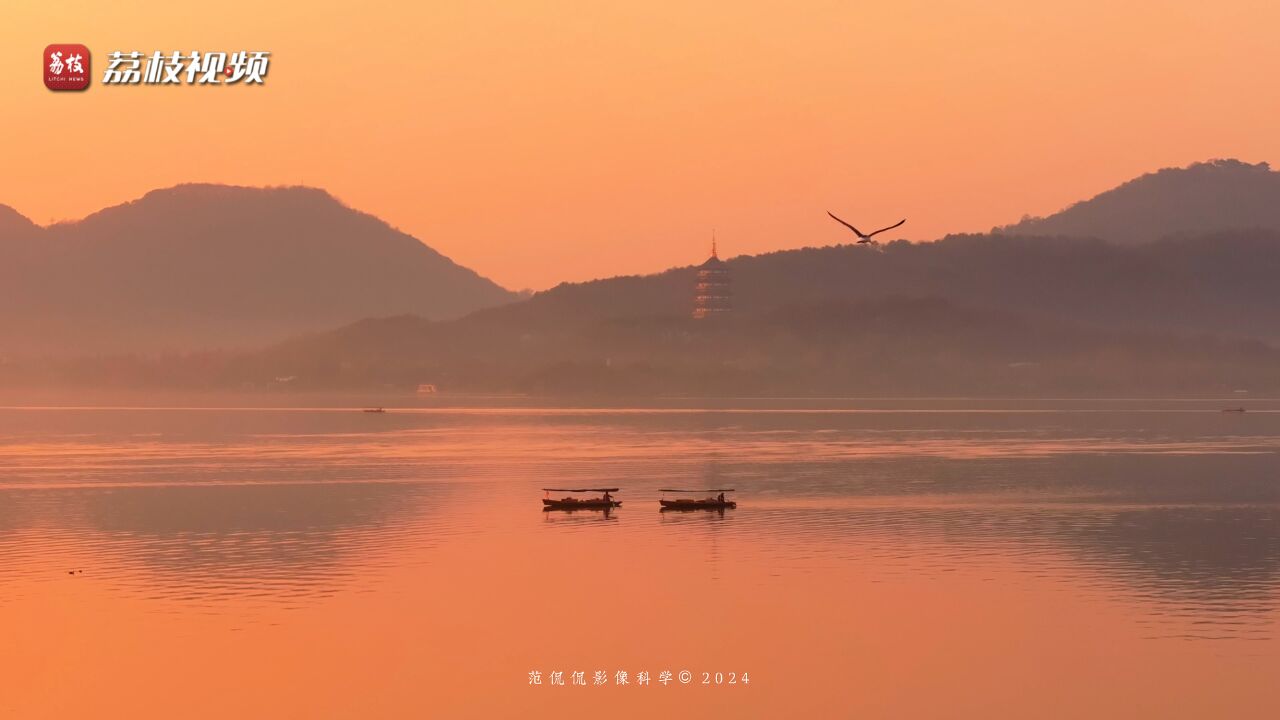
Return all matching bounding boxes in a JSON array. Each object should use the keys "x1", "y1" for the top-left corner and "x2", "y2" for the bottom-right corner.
[
  {"x1": 211, "y1": 289, "x2": 1278, "y2": 397},
  {"x1": 495, "y1": 228, "x2": 1280, "y2": 341},
  {"x1": 0, "y1": 184, "x2": 515, "y2": 352},
  {"x1": 997, "y1": 159, "x2": 1280, "y2": 244},
  {"x1": 9, "y1": 160, "x2": 1280, "y2": 396},
  {"x1": 198, "y1": 224, "x2": 1280, "y2": 396},
  {"x1": 0, "y1": 205, "x2": 39, "y2": 238}
]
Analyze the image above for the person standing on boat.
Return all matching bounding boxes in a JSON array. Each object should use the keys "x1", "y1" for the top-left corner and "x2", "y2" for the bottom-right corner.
[
  {"x1": 603, "y1": 490, "x2": 612, "y2": 505},
  {"x1": 717, "y1": 492, "x2": 725, "y2": 503}
]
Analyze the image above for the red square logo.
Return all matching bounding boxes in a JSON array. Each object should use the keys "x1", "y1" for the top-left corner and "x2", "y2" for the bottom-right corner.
[{"x1": 44, "y1": 44, "x2": 91, "y2": 91}]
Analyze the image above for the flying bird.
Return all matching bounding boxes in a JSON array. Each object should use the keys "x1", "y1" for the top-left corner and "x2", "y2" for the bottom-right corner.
[{"x1": 827, "y1": 212, "x2": 905, "y2": 243}]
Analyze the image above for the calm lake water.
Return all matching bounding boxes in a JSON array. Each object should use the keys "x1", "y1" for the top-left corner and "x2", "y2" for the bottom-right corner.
[{"x1": 1, "y1": 400, "x2": 1278, "y2": 718}]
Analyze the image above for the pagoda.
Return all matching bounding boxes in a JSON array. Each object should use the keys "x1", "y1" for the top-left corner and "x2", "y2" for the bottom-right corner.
[{"x1": 692, "y1": 234, "x2": 732, "y2": 319}]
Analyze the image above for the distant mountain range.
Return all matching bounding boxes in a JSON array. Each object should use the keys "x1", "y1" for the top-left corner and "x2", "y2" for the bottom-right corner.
[
  {"x1": 197, "y1": 228, "x2": 1280, "y2": 396},
  {"x1": 536, "y1": 228, "x2": 1280, "y2": 341},
  {"x1": 7, "y1": 159, "x2": 1280, "y2": 396},
  {"x1": 996, "y1": 159, "x2": 1280, "y2": 244},
  {"x1": 184, "y1": 295, "x2": 1270, "y2": 397},
  {"x1": 0, "y1": 184, "x2": 516, "y2": 353}
]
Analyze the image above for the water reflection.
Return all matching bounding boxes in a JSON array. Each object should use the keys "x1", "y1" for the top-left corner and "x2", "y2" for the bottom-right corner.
[
  {"x1": 541, "y1": 505, "x2": 620, "y2": 525},
  {"x1": 727, "y1": 503, "x2": 1280, "y2": 640},
  {"x1": 0, "y1": 481, "x2": 447, "y2": 607},
  {"x1": 0, "y1": 404, "x2": 1277, "y2": 642},
  {"x1": 659, "y1": 506, "x2": 732, "y2": 516}
]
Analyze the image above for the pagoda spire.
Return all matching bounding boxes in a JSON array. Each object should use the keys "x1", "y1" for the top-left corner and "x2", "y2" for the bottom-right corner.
[{"x1": 693, "y1": 230, "x2": 731, "y2": 319}]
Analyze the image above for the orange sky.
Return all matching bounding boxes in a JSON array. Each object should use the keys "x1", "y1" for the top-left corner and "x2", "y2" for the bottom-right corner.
[{"x1": 5, "y1": 0, "x2": 1279, "y2": 289}]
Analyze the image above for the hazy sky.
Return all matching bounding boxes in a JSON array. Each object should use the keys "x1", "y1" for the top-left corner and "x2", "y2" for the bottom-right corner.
[{"x1": 5, "y1": 0, "x2": 1278, "y2": 289}]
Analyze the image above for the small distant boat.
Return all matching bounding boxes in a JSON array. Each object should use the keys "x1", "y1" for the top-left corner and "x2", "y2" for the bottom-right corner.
[
  {"x1": 363, "y1": 407, "x2": 387, "y2": 413},
  {"x1": 542, "y1": 487, "x2": 621, "y2": 510},
  {"x1": 659, "y1": 488, "x2": 737, "y2": 511},
  {"x1": 1222, "y1": 407, "x2": 1246, "y2": 413}
]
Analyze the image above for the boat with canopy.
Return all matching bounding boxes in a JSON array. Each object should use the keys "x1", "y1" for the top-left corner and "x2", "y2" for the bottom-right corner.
[
  {"x1": 542, "y1": 488, "x2": 622, "y2": 510},
  {"x1": 658, "y1": 488, "x2": 737, "y2": 510}
]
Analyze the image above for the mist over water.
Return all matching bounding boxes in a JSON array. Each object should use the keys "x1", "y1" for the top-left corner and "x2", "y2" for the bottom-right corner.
[{"x1": 1, "y1": 401, "x2": 1277, "y2": 717}]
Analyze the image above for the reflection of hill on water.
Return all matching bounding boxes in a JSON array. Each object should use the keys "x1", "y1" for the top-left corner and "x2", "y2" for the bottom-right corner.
[
  {"x1": 1059, "y1": 506, "x2": 1280, "y2": 604},
  {"x1": 739, "y1": 452, "x2": 1280, "y2": 507},
  {"x1": 1, "y1": 481, "x2": 450, "y2": 604},
  {"x1": 751, "y1": 503, "x2": 1280, "y2": 637}
]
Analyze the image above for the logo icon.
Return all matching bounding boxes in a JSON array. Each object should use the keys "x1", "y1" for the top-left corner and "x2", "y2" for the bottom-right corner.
[{"x1": 44, "y1": 44, "x2": 90, "y2": 91}]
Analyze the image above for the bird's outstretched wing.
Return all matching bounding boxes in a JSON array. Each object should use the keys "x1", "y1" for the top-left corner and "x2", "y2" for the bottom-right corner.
[
  {"x1": 827, "y1": 211, "x2": 864, "y2": 237},
  {"x1": 867, "y1": 219, "x2": 906, "y2": 237}
]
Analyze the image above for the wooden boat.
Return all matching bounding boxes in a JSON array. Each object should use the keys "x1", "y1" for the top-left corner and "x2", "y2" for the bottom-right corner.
[
  {"x1": 363, "y1": 407, "x2": 386, "y2": 413},
  {"x1": 543, "y1": 498, "x2": 622, "y2": 509},
  {"x1": 658, "y1": 488, "x2": 737, "y2": 511},
  {"x1": 541, "y1": 488, "x2": 621, "y2": 510},
  {"x1": 659, "y1": 498, "x2": 737, "y2": 510},
  {"x1": 1222, "y1": 407, "x2": 1246, "y2": 413}
]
